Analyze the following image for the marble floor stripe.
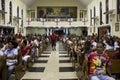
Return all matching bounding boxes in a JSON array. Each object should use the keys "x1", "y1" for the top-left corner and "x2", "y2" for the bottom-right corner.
[
  {"x1": 28, "y1": 67, "x2": 45, "y2": 72},
  {"x1": 59, "y1": 60, "x2": 71, "y2": 63},
  {"x1": 22, "y1": 79, "x2": 40, "y2": 80},
  {"x1": 59, "y1": 67, "x2": 75, "y2": 72},
  {"x1": 38, "y1": 58, "x2": 49, "y2": 60},
  {"x1": 59, "y1": 79, "x2": 78, "y2": 80},
  {"x1": 59, "y1": 55, "x2": 69, "y2": 57},
  {"x1": 32, "y1": 63, "x2": 46, "y2": 67},
  {"x1": 59, "y1": 63, "x2": 73, "y2": 67},
  {"x1": 59, "y1": 79, "x2": 77, "y2": 80},
  {"x1": 59, "y1": 57, "x2": 70, "y2": 60},
  {"x1": 21, "y1": 42, "x2": 77, "y2": 80},
  {"x1": 59, "y1": 52, "x2": 67, "y2": 54},
  {"x1": 34, "y1": 60, "x2": 48, "y2": 63},
  {"x1": 39, "y1": 55, "x2": 49, "y2": 57}
]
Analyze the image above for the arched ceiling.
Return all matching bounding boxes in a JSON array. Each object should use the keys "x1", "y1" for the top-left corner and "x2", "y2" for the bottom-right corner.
[{"x1": 21, "y1": 0, "x2": 93, "y2": 7}]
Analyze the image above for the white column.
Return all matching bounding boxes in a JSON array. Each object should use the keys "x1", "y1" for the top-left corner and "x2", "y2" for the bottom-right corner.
[
  {"x1": 47, "y1": 28, "x2": 49, "y2": 36},
  {"x1": 66, "y1": 28, "x2": 68, "y2": 34},
  {"x1": 63, "y1": 28, "x2": 66, "y2": 34}
]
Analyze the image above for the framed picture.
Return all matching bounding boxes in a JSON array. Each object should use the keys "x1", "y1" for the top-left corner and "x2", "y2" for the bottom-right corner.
[{"x1": 115, "y1": 23, "x2": 119, "y2": 31}]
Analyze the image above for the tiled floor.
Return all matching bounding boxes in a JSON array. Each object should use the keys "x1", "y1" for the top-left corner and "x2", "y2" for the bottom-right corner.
[{"x1": 21, "y1": 42, "x2": 77, "y2": 80}]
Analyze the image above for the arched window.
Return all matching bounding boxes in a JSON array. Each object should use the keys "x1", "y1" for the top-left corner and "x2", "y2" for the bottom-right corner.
[
  {"x1": 1, "y1": 0, "x2": 5, "y2": 23},
  {"x1": 17, "y1": 6, "x2": 19, "y2": 17},
  {"x1": 94, "y1": 6, "x2": 96, "y2": 25},
  {"x1": 1, "y1": 0, "x2": 5, "y2": 11},
  {"x1": 21, "y1": 9, "x2": 23, "y2": 26},
  {"x1": 106, "y1": 0, "x2": 109, "y2": 24},
  {"x1": 100, "y1": 2, "x2": 102, "y2": 25},
  {"x1": 90, "y1": 9, "x2": 92, "y2": 26},
  {"x1": 9, "y1": 1, "x2": 12, "y2": 23},
  {"x1": 117, "y1": 0, "x2": 120, "y2": 21}
]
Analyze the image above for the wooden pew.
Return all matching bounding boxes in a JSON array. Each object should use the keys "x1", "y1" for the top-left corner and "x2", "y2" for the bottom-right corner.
[
  {"x1": 106, "y1": 50, "x2": 116, "y2": 59},
  {"x1": 76, "y1": 54, "x2": 89, "y2": 80},
  {"x1": 0, "y1": 56, "x2": 7, "y2": 80},
  {"x1": 23, "y1": 48, "x2": 33, "y2": 69},
  {"x1": 110, "y1": 59, "x2": 120, "y2": 79},
  {"x1": 14, "y1": 50, "x2": 25, "y2": 80}
]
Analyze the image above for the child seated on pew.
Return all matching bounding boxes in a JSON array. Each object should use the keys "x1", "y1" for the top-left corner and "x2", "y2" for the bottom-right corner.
[
  {"x1": 88, "y1": 43, "x2": 115, "y2": 80},
  {"x1": 20, "y1": 40, "x2": 32, "y2": 68},
  {"x1": 4, "y1": 41, "x2": 18, "y2": 80}
]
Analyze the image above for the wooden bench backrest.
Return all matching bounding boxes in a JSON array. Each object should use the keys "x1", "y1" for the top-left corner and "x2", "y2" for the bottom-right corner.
[
  {"x1": 110, "y1": 59, "x2": 120, "y2": 74},
  {"x1": 17, "y1": 50, "x2": 22, "y2": 65},
  {"x1": 0, "y1": 56, "x2": 7, "y2": 80},
  {"x1": 106, "y1": 50, "x2": 115, "y2": 59}
]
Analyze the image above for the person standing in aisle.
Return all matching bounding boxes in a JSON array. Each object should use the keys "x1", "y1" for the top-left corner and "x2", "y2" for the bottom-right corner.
[{"x1": 50, "y1": 33, "x2": 57, "y2": 50}]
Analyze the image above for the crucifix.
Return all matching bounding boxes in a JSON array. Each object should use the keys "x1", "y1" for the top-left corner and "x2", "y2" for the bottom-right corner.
[
  {"x1": 26, "y1": 18, "x2": 31, "y2": 25},
  {"x1": 68, "y1": 18, "x2": 73, "y2": 25},
  {"x1": 82, "y1": 18, "x2": 88, "y2": 25},
  {"x1": 55, "y1": 18, "x2": 60, "y2": 25}
]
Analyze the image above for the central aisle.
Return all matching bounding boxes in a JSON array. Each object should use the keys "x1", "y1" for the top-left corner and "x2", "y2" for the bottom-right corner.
[{"x1": 21, "y1": 42, "x2": 77, "y2": 80}]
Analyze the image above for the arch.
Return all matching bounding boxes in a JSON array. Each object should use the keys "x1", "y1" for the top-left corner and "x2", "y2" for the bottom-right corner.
[
  {"x1": 106, "y1": 0, "x2": 109, "y2": 24},
  {"x1": 100, "y1": 2, "x2": 102, "y2": 25}
]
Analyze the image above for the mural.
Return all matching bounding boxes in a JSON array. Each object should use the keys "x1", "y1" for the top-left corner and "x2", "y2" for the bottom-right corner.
[{"x1": 37, "y1": 7, "x2": 77, "y2": 18}]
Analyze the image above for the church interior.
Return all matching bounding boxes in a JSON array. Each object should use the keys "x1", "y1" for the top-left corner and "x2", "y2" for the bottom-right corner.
[{"x1": 0, "y1": 0, "x2": 120, "y2": 80}]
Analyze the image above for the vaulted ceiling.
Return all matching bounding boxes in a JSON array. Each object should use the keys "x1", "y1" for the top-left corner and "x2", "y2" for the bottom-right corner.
[{"x1": 21, "y1": 0, "x2": 93, "y2": 7}]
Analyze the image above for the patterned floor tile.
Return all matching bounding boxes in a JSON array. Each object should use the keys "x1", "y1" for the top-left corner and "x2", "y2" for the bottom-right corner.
[
  {"x1": 59, "y1": 79, "x2": 77, "y2": 80},
  {"x1": 34, "y1": 60, "x2": 48, "y2": 63},
  {"x1": 22, "y1": 79, "x2": 40, "y2": 80},
  {"x1": 59, "y1": 55, "x2": 69, "y2": 57},
  {"x1": 59, "y1": 67, "x2": 75, "y2": 72},
  {"x1": 59, "y1": 60, "x2": 71, "y2": 63},
  {"x1": 39, "y1": 55, "x2": 49, "y2": 57},
  {"x1": 28, "y1": 67, "x2": 45, "y2": 72}
]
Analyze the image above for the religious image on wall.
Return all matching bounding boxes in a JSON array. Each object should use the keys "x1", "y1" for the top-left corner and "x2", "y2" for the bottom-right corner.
[
  {"x1": 98, "y1": 26, "x2": 110, "y2": 38},
  {"x1": 37, "y1": 7, "x2": 77, "y2": 18}
]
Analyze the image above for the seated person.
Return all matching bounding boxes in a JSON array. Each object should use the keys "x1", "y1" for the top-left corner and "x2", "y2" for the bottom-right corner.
[
  {"x1": 4, "y1": 41, "x2": 18, "y2": 80},
  {"x1": 88, "y1": 43, "x2": 115, "y2": 80},
  {"x1": 20, "y1": 40, "x2": 31, "y2": 63}
]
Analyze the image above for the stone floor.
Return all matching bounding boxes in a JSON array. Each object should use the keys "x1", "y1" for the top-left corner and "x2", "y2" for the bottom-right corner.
[{"x1": 21, "y1": 42, "x2": 78, "y2": 80}]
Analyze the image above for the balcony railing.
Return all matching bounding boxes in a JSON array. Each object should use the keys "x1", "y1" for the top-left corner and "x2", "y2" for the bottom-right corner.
[
  {"x1": 27, "y1": 18, "x2": 87, "y2": 22},
  {"x1": 26, "y1": 18, "x2": 88, "y2": 27}
]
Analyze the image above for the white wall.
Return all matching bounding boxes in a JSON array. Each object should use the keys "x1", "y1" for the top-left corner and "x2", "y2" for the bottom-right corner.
[
  {"x1": 69, "y1": 27, "x2": 83, "y2": 36},
  {"x1": 87, "y1": 0, "x2": 120, "y2": 37},
  {"x1": 4, "y1": 0, "x2": 27, "y2": 35},
  {"x1": 26, "y1": 27, "x2": 46, "y2": 35}
]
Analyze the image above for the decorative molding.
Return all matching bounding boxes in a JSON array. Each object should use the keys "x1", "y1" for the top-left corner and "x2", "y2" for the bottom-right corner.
[
  {"x1": 13, "y1": 16, "x2": 21, "y2": 20},
  {"x1": 27, "y1": 9, "x2": 35, "y2": 12},
  {"x1": 104, "y1": 9, "x2": 115, "y2": 15},
  {"x1": 115, "y1": 22, "x2": 119, "y2": 31},
  {"x1": 0, "y1": 10, "x2": 7, "y2": 14},
  {"x1": 91, "y1": 16, "x2": 99, "y2": 20}
]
